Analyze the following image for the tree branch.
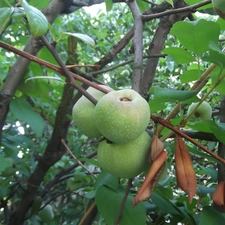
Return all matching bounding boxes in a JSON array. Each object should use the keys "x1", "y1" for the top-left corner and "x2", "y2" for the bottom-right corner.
[{"x1": 127, "y1": 0, "x2": 143, "y2": 92}]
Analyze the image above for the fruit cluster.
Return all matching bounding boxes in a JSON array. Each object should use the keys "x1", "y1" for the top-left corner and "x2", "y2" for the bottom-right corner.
[{"x1": 72, "y1": 86, "x2": 151, "y2": 178}]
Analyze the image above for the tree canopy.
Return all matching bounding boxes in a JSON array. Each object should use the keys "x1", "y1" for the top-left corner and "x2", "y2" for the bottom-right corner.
[{"x1": 0, "y1": 0, "x2": 225, "y2": 224}]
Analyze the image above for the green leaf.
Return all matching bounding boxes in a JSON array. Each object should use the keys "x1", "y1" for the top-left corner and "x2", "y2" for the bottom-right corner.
[
  {"x1": 0, "y1": 155, "x2": 11, "y2": 173},
  {"x1": 199, "y1": 165, "x2": 218, "y2": 181},
  {"x1": 104, "y1": 0, "x2": 113, "y2": 12},
  {"x1": 170, "y1": 19, "x2": 220, "y2": 56},
  {"x1": 187, "y1": 120, "x2": 213, "y2": 133},
  {"x1": 25, "y1": 76, "x2": 65, "y2": 84},
  {"x1": 187, "y1": 120, "x2": 225, "y2": 144},
  {"x1": 202, "y1": 42, "x2": 225, "y2": 68},
  {"x1": 151, "y1": 192, "x2": 182, "y2": 215},
  {"x1": 95, "y1": 185, "x2": 146, "y2": 225},
  {"x1": 197, "y1": 184, "x2": 215, "y2": 197},
  {"x1": 154, "y1": 87, "x2": 197, "y2": 101},
  {"x1": 60, "y1": 32, "x2": 95, "y2": 47},
  {"x1": 180, "y1": 69, "x2": 201, "y2": 83},
  {"x1": 163, "y1": 47, "x2": 195, "y2": 64},
  {"x1": 10, "y1": 98, "x2": 44, "y2": 137},
  {"x1": 0, "y1": 7, "x2": 14, "y2": 35},
  {"x1": 137, "y1": 0, "x2": 149, "y2": 12},
  {"x1": 209, "y1": 122, "x2": 225, "y2": 145},
  {"x1": 199, "y1": 206, "x2": 225, "y2": 225},
  {"x1": 21, "y1": 0, "x2": 48, "y2": 37},
  {"x1": 166, "y1": 0, "x2": 174, "y2": 7},
  {"x1": 149, "y1": 97, "x2": 168, "y2": 112},
  {"x1": 94, "y1": 171, "x2": 118, "y2": 192}
]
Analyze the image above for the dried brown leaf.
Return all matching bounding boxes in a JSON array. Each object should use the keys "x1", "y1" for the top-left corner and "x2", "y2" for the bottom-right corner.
[
  {"x1": 212, "y1": 181, "x2": 225, "y2": 207},
  {"x1": 133, "y1": 151, "x2": 167, "y2": 206},
  {"x1": 175, "y1": 135, "x2": 197, "y2": 203},
  {"x1": 150, "y1": 135, "x2": 164, "y2": 162}
]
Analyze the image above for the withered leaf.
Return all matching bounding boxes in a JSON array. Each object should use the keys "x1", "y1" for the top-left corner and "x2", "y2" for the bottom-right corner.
[
  {"x1": 133, "y1": 151, "x2": 167, "y2": 206},
  {"x1": 175, "y1": 135, "x2": 197, "y2": 203},
  {"x1": 212, "y1": 181, "x2": 225, "y2": 208},
  {"x1": 150, "y1": 135, "x2": 165, "y2": 162}
]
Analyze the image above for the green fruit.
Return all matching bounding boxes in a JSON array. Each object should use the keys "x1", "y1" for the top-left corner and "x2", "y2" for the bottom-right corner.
[
  {"x1": 212, "y1": 0, "x2": 225, "y2": 19},
  {"x1": 121, "y1": 69, "x2": 130, "y2": 77},
  {"x1": 187, "y1": 101, "x2": 212, "y2": 120},
  {"x1": 97, "y1": 131, "x2": 151, "y2": 178},
  {"x1": 72, "y1": 85, "x2": 113, "y2": 138},
  {"x1": 94, "y1": 89, "x2": 150, "y2": 143},
  {"x1": 38, "y1": 204, "x2": 54, "y2": 222},
  {"x1": 31, "y1": 196, "x2": 43, "y2": 215}
]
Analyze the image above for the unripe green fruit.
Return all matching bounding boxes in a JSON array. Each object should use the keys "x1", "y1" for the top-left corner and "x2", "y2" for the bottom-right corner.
[
  {"x1": 212, "y1": 0, "x2": 225, "y2": 19},
  {"x1": 31, "y1": 196, "x2": 43, "y2": 215},
  {"x1": 38, "y1": 204, "x2": 54, "y2": 222},
  {"x1": 121, "y1": 69, "x2": 130, "y2": 77},
  {"x1": 187, "y1": 101, "x2": 212, "y2": 120},
  {"x1": 97, "y1": 131, "x2": 151, "y2": 178},
  {"x1": 94, "y1": 89, "x2": 150, "y2": 143},
  {"x1": 72, "y1": 85, "x2": 113, "y2": 138}
]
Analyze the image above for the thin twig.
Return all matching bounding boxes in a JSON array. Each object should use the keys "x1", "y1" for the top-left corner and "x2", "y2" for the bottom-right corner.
[
  {"x1": 89, "y1": 54, "x2": 166, "y2": 76},
  {"x1": 142, "y1": 0, "x2": 211, "y2": 21},
  {"x1": 40, "y1": 36, "x2": 98, "y2": 105},
  {"x1": 151, "y1": 115, "x2": 225, "y2": 165},
  {"x1": 114, "y1": 178, "x2": 133, "y2": 225},
  {"x1": 61, "y1": 139, "x2": 97, "y2": 178},
  {"x1": 0, "y1": 40, "x2": 107, "y2": 94}
]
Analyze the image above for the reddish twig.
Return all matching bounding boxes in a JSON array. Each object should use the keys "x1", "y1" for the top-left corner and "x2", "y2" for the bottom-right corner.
[
  {"x1": 114, "y1": 178, "x2": 133, "y2": 225},
  {"x1": 151, "y1": 115, "x2": 225, "y2": 165}
]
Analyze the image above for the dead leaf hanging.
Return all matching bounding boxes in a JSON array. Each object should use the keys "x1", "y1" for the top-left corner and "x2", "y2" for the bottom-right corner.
[
  {"x1": 212, "y1": 181, "x2": 225, "y2": 211},
  {"x1": 175, "y1": 134, "x2": 197, "y2": 203},
  {"x1": 150, "y1": 134, "x2": 165, "y2": 162},
  {"x1": 133, "y1": 150, "x2": 167, "y2": 206}
]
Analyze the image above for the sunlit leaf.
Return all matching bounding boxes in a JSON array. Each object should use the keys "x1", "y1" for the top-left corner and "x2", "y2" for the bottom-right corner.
[
  {"x1": 166, "y1": 0, "x2": 174, "y2": 7},
  {"x1": 154, "y1": 87, "x2": 197, "y2": 101},
  {"x1": 202, "y1": 42, "x2": 225, "y2": 68},
  {"x1": 137, "y1": 0, "x2": 149, "y2": 12},
  {"x1": 21, "y1": 0, "x2": 48, "y2": 37},
  {"x1": 0, "y1": 7, "x2": 14, "y2": 35},
  {"x1": 60, "y1": 32, "x2": 95, "y2": 47},
  {"x1": 171, "y1": 19, "x2": 220, "y2": 56},
  {"x1": 163, "y1": 47, "x2": 195, "y2": 64},
  {"x1": 25, "y1": 76, "x2": 65, "y2": 84},
  {"x1": 104, "y1": 0, "x2": 113, "y2": 12},
  {"x1": 180, "y1": 69, "x2": 201, "y2": 83}
]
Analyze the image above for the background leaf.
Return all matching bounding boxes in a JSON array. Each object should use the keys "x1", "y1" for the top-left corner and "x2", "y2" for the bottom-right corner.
[
  {"x1": 0, "y1": 155, "x2": 11, "y2": 173},
  {"x1": 60, "y1": 32, "x2": 95, "y2": 47},
  {"x1": 199, "y1": 206, "x2": 225, "y2": 225},
  {"x1": 10, "y1": 98, "x2": 44, "y2": 137},
  {"x1": 95, "y1": 185, "x2": 146, "y2": 225},
  {"x1": 0, "y1": 7, "x2": 14, "y2": 35}
]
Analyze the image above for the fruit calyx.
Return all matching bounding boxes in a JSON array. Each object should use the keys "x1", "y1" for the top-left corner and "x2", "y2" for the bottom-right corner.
[
  {"x1": 194, "y1": 112, "x2": 200, "y2": 118},
  {"x1": 120, "y1": 97, "x2": 132, "y2": 101}
]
